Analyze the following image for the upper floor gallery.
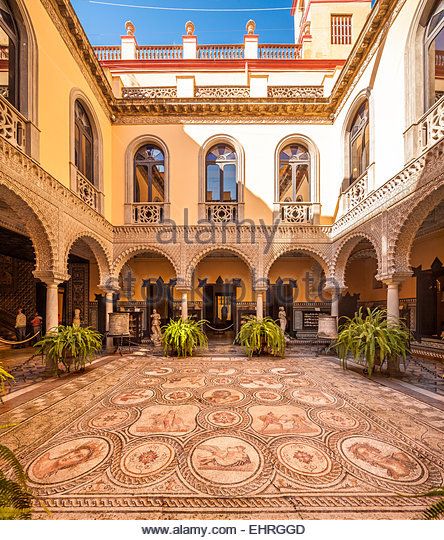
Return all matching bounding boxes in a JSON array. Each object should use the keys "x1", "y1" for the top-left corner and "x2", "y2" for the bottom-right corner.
[{"x1": 0, "y1": 0, "x2": 443, "y2": 227}]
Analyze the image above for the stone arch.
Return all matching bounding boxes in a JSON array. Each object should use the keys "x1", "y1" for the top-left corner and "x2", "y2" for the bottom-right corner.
[
  {"x1": 0, "y1": 182, "x2": 56, "y2": 272},
  {"x1": 264, "y1": 245, "x2": 330, "y2": 281},
  {"x1": 390, "y1": 182, "x2": 444, "y2": 275},
  {"x1": 185, "y1": 245, "x2": 255, "y2": 287},
  {"x1": 112, "y1": 245, "x2": 180, "y2": 279},
  {"x1": 64, "y1": 231, "x2": 112, "y2": 286},
  {"x1": 332, "y1": 232, "x2": 382, "y2": 287}
]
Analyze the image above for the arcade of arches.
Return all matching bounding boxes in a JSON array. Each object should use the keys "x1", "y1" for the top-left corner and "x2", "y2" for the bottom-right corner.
[{"x1": 1, "y1": 198, "x2": 444, "y2": 347}]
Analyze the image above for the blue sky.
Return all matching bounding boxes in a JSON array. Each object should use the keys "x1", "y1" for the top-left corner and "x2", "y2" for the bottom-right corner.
[{"x1": 71, "y1": 0, "x2": 295, "y2": 45}]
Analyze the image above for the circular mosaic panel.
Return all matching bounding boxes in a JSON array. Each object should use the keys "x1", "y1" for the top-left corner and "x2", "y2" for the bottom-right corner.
[
  {"x1": 111, "y1": 388, "x2": 154, "y2": 406},
  {"x1": 278, "y1": 442, "x2": 332, "y2": 476},
  {"x1": 291, "y1": 388, "x2": 336, "y2": 406},
  {"x1": 253, "y1": 390, "x2": 282, "y2": 403},
  {"x1": 201, "y1": 387, "x2": 245, "y2": 405},
  {"x1": 340, "y1": 436, "x2": 424, "y2": 484},
  {"x1": 88, "y1": 409, "x2": 133, "y2": 430},
  {"x1": 311, "y1": 408, "x2": 361, "y2": 431},
  {"x1": 111, "y1": 437, "x2": 179, "y2": 486},
  {"x1": 27, "y1": 436, "x2": 111, "y2": 486},
  {"x1": 190, "y1": 436, "x2": 261, "y2": 485},
  {"x1": 206, "y1": 410, "x2": 243, "y2": 428},
  {"x1": 122, "y1": 441, "x2": 175, "y2": 477},
  {"x1": 270, "y1": 437, "x2": 343, "y2": 488},
  {"x1": 163, "y1": 390, "x2": 193, "y2": 402},
  {"x1": 183, "y1": 433, "x2": 273, "y2": 496}
]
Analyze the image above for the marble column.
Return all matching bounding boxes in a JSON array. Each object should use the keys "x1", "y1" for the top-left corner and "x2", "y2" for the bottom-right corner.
[
  {"x1": 386, "y1": 280, "x2": 400, "y2": 324},
  {"x1": 104, "y1": 291, "x2": 114, "y2": 350},
  {"x1": 180, "y1": 291, "x2": 188, "y2": 320},
  {"x1": 255, "y1": 291, "x2": 264, "y2": 320},
  {"x1": 45, "y1": 282, "x2": 60, "y2": 332}
]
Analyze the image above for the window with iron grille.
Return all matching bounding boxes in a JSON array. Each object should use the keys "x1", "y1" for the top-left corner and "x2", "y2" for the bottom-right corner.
[{"x1": 331, "y1": 14, "x2": 352, "y2": 45}]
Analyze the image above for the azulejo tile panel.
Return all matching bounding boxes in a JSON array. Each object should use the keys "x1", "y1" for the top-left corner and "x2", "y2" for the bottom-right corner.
[{"x1": 0, "y1": 356, "x2": 443, "y2": 519}]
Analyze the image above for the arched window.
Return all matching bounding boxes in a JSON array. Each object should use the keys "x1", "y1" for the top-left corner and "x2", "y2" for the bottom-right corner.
[
  {"x1": 0, "y1": 0, "x2": 19, "y2": 108},
  {"x1": 425, "y1": 0, "x2": 444, "y2": 106},
  {"x1": 74, "y1": 100, "x2": 94, "y2": 184},
  {"x1": 279, "y1": 144, "x2": 310, "y2": 202},
  {"x1": 349, "y1": 100, "x2": 369, "y2": 184},
  {"x1": 133, "y1": 144, "x2": 165, "y2": 203},
  {"x1": 205, "y1": 144, "x2": 238, "y2": 202}
]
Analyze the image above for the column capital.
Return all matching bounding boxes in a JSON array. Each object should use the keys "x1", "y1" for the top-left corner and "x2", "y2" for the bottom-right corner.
[
  {"x1": 377, "y1": 271, "x2": 412, "y2": 286},
  {"x1": 33, "y1": 270, "x2": 69, "y2": 286},
  {"x1": 253, "y1": 286, "x2": 268, "y2": 293},
  {"x1": 98, "y1": 276, "x2": 120, "y2": 294},
  {"x1": 176, "y1": 287, "x2": 192, "y2": 294}
]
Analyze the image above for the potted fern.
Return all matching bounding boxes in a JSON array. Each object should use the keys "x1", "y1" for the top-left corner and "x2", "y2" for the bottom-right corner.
[
  {"x1": 0, "y1": 432, "x2": 33, "y2": 519},
  {"x1": 236, "y1": 316, "x2": 286, "y2": 358},
  {"x1": 162, "y1": 318, "x2": 208, "y2": 358},
  {"x1": 34, "y1": 325, "x2": 103, "y2": 374},
  {"x1": 333, "y1": 307, "x2": 411, "y2": 377}
]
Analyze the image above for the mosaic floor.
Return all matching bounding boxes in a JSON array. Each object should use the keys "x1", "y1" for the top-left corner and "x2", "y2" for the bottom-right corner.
[{"x1": 0, "y1": 355, "x2": 443, "y2": 519}]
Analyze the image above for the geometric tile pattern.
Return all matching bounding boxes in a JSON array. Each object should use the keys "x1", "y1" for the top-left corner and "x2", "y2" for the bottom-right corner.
[{"x1": 0, "y1": 356, "x2": 443, "y2": 520}]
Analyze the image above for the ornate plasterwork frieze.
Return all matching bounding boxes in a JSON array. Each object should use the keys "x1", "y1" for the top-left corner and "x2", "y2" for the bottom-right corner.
[{"x1": 114, "y1": 115, "x2": 332, "y2": 125}]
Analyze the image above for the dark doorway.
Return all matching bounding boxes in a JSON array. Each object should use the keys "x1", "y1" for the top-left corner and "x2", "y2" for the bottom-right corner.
[
  {"x1": 202, "y1": 277, "x2": 238, "y2": 334},
  {"x1": 414, "y1": 258, "x2": 444, "y2": 338},
  {"x1": 267, "y1": 279, "x2": 294, "y2": 334},
  {"x1": 143, "y1": 277, "x2": 174, "y2": 336}
]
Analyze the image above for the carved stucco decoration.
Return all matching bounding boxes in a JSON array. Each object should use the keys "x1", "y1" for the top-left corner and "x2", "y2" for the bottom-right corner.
[
  {"x1": 184, "y1": 244, "x2": 258, "y2": 289},
  {"x1": 331, "y1": 231, "x2": 383, "y2": 288},
  {"x1": 263, "y1": 244, "x2": 332, "y2": 283},
  {"x1": 0, "y1": 175, "x2": 57, "y2": 273},
  {"x1": 62, "y1": 230, "x2": 113, "y2": 286},
  {"x1": 112, "y1": 244, "x2": 181, "y2": 282}
]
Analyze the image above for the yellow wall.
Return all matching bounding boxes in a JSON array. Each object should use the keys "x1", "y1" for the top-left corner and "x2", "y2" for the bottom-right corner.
[
  {"x1": 24, "y1": 2, "x2": 113, "y2": 219},
  {"x1": 268, "y1": 257, "x2": 324, "y2": 302},
  {"x1": 192, "y1": 257, "x2": 253, "y2": 302},
  {"x1": 345, "y1": 257, "x2": 386, "y2": 302},
  {"x1": 119, "y1": 257, "x2": 177, "y2": 301}
]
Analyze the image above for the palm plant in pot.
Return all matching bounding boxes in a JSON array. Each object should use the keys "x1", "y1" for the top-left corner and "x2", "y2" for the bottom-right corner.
[
  {"x1": 162, "y1": 318, "x2": 208, "y2": 358},
  {"x1": 332, "y1": 307, "x2": 411, "y2": 377},
  {"x1": 34, "y1": 325, "x2": 103, "y2": 374},
  {"x1": 236, "y1": 316, "x2": 285, "y2": 358}
]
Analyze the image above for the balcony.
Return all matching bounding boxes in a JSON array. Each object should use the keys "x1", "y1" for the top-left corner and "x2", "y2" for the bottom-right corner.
[
  {"x1": 279, "y1": 202, "x2": 319, "y2": 224},
  {"x1": 0, "y1": 93, "x2": 27, "y2": 153},
  {"x1": 131, "y1": 203, "x2": 164, "y2": 224},
  {"x1": 419, "y1": 94, "x2": 444, "y2": 153},
  {"x1": 205, "y1": 203, "x2": 238, "y2": 223},
  {"x1": 340, "y1": 172, "x2": 369, "y2": 215},
  {"x1": 73, "y1": 170, "x2": 103, "y2": 213}
]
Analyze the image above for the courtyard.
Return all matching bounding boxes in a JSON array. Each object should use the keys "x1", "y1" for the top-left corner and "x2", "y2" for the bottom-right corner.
[{"x1": 1, "y1": 351, "x2": 443, "y2": 520}]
